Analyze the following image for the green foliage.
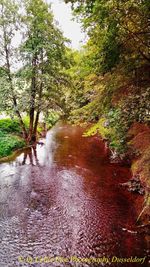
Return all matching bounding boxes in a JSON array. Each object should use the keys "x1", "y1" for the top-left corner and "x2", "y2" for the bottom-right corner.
[
  {"x1": 23, "y1": 116, "x2": 47, "y2": 133},
  {"x1": 83, "y1": 112, "x2": 127, "y2": 154},
  {"x1": 23, "y1": 116, "x2": 30, "y2": 129},
  {"x1": 45, "y1": 110, "x2": 60, "y2": 128},
  {"x1": 66, "y1": 0, "x2": 150, "y2": 76},
  {"x1": 65, "y1": 0, "x2": 150, "y2": 156},
  {"x1": 83, "y1": 118, "x2": 113, "y2": 139},
  {"x1": 70, "y1": 99, "x2": 101, "y2": 123},
  {"x1": 119, "y1": 87, "x2": 150, "y2": 124},
  {"x1": 0, "y1": 118, "x2": 26, "y2": 158},
  {"x1": 0, "y1": 131, "x2": 25, "y2": 158},
  {"x1": 0, "y1": 0, "x2": 71, "y2": 141},
  {"x1": 0, "y1": 118, "x2": 21, "y2": 133},
  {"x1": 107, "y1": 109, "x2": 128, "y2": 153}
]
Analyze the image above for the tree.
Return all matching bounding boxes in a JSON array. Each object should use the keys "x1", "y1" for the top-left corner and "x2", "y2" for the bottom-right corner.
[
  {"x1": 21, "y1": 0, "x2": 70, "y2": 142},
  {"x1": 0, "y1": 0, "x2": 70, "y2": 143},
  {"x1": 65, "y1": 0, "x2": 150, "y2": 73},
  {"x1": 0, "y1": 0, "x2": 28, "y2": 138},
  {"x1": 64, "y1": 0, "x2": 150, "y2": 153}
]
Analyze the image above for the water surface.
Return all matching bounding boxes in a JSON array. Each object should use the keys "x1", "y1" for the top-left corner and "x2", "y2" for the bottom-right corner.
[{"x1": 0, "y1": 123, "x2": 148, "y2": 267}]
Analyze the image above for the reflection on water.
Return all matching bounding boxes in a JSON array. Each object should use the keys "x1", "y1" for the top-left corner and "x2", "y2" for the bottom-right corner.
[
  {"x1": 13, "y1": 128, "x2": 57, "y2": 167},
  {"x1": 0, "y1": 122, "x2": 149, "y2": 267}
]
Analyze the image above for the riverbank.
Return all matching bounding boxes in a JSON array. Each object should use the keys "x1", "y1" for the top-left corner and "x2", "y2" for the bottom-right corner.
[
  {"x1": 89, "y1": 119, "x2": 150, "y2": 225},
  {"x1": 0, "y1": 118, "x2": 44, "y2": 160},
  {"x1": 127, "y1": 122, "x2": 150, "y2": 224},
  {"x1": 84, "y1": 120, "x2": 150, "y2": 225},
  {"x1": 0, "y1": 145, "x2": 34, "y2": 163},
  {"x1": 0, "y1": 119, "x2": 26, "y2": 159},
  {"x1": 0, "y1": 112, "x2": 60, "y2": 160}
]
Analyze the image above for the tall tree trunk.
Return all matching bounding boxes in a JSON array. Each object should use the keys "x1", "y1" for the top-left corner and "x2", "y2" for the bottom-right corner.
[
  {"x1": 28, "y1": 54, "x2": 37, "y2": 143},
  {"x1": 32, "y1": 75, "x2": 43, "y2": 141},
  {"x1": 32, "y1": 110, "x2": 40, "y2": 141},
  {"x1": 32, "y1": 51, "x2": 44, "y2": 142}
]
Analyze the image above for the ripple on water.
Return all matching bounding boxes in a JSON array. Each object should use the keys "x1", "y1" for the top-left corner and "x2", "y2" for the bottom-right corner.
[{"x1": 0, "y1": 124, "x2": 148, "y2": 267}]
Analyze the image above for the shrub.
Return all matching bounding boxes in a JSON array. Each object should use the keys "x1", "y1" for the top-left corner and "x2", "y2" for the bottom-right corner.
[
  {"x1": 0, "y1": 118, "x2": 21, "y2": 133},
  {"x1": 0, "y1": 131, "x2": 25, "y2": 158}
]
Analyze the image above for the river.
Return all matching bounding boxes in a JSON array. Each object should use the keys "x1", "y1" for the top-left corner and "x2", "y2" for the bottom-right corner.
[{"x1": 0, "y1": 123, "x2": 149, "y2": 267}]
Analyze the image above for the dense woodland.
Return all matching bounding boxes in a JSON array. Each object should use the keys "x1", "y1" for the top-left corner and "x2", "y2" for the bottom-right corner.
[
  {"x1": 64, "y1": 0, "x2": 150, "y2": 220},
  {"x1": 64, "y1": 0, "x2": 150, "y2": 153},
  {"x1": 0, "y1": 0, "x2": 150, "y2": 216}
]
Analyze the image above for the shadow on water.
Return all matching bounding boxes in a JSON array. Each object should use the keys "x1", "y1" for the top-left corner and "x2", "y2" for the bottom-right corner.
[{"x1": 0, "y1": 122, "x2": 149, "y2": 267}]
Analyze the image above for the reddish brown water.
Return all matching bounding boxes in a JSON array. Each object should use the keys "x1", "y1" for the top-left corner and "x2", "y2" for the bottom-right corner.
[{"x1": 0, "y1": 123, "x2": 149, "y2": 267}]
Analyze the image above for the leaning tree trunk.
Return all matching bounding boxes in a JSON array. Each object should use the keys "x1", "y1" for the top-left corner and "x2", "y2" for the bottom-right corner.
[{"x1": 12, "y1": 95, "x2": 28, "y2": 140}]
